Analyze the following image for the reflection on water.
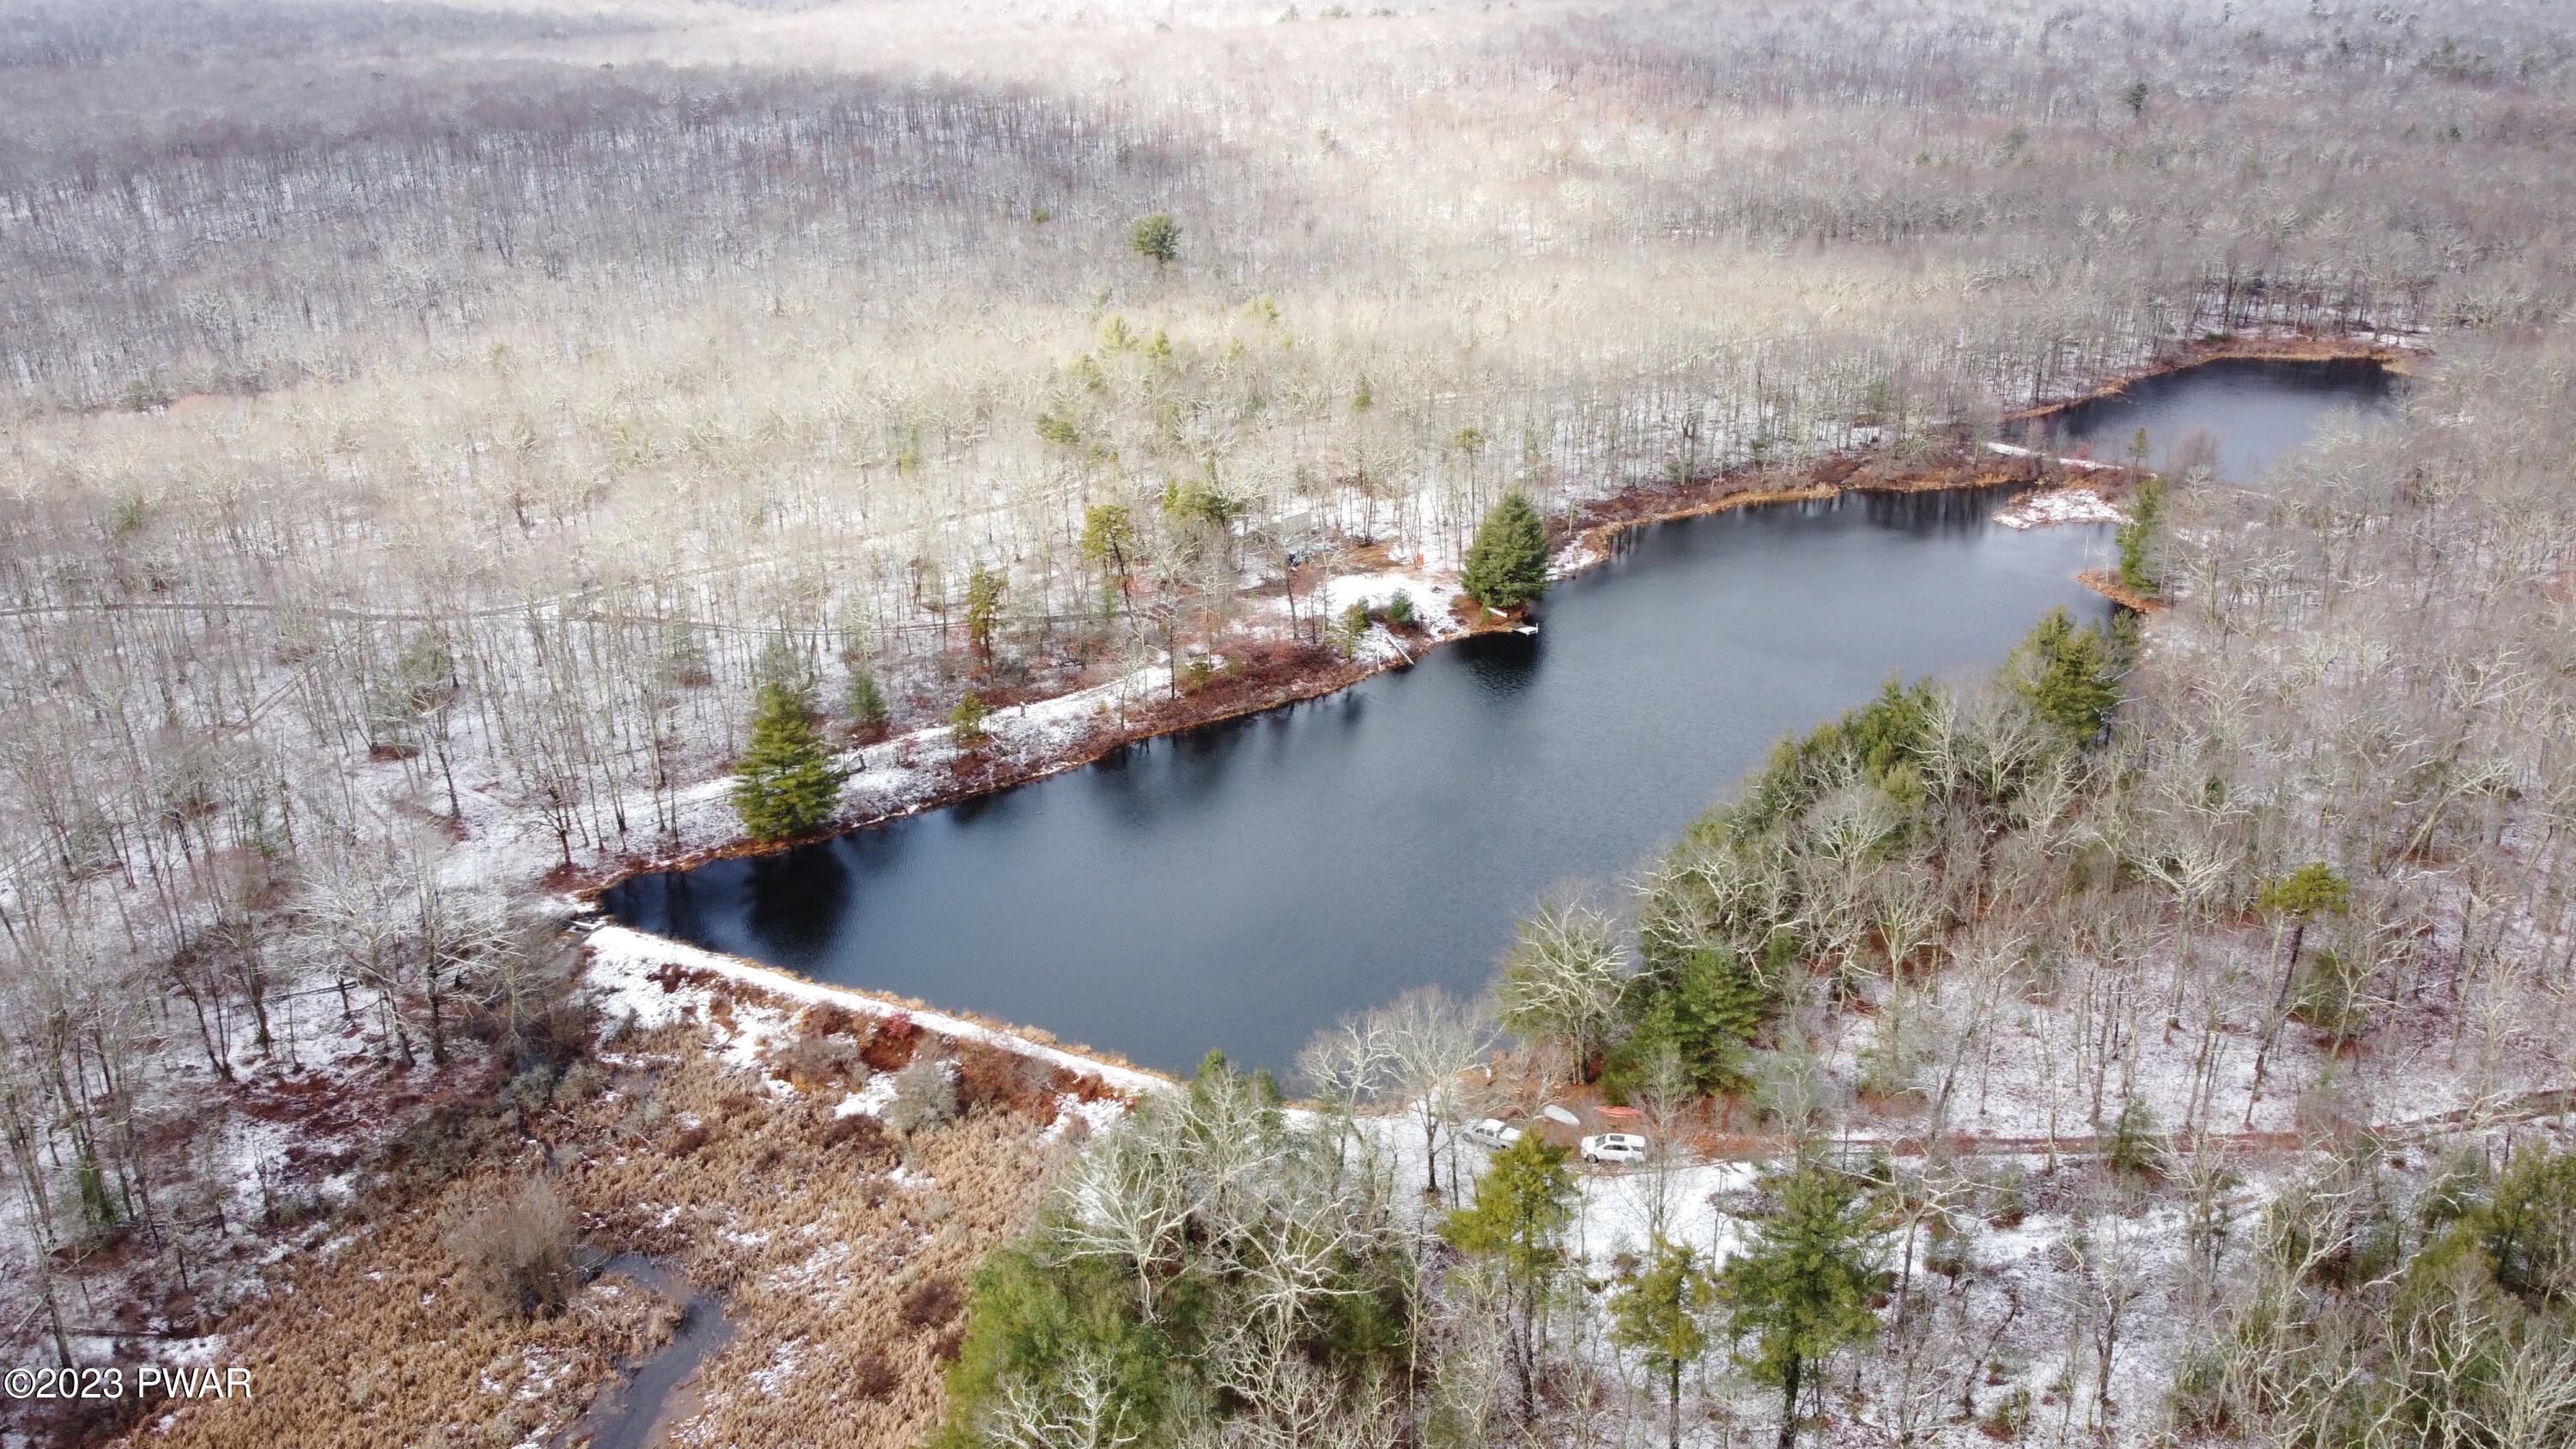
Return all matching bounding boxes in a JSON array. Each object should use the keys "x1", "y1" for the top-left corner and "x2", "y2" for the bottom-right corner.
[
  {"x1": 609, "y1": 486, "x2": 2110, "y2": 1075},
  {"x1": 606, "y1": 363, "x2": 2391, "y2": 1075},
  {"x1": 2048, "y1": 358, "x2": 2394, "y2": 481}
]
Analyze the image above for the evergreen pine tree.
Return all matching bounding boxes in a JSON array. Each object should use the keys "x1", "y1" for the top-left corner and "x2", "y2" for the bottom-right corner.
[
  {"x1": 951, "y1": 691, "x2": 991, "y2": 748},
  {"x1": 1607, "y1": 943, "x2": 1773, "y2": 1099},
  {"x1": 843, "y1": 670, "x2": 889, "y2": 737},
  {"x1": 2250, "y1": 860, "x2": 2354, "y2": 1092},
  {"x1": 2257, "y1": 861, "x2": 2352, "y2": 976},
  {"x1": 1672, "y1": 945, "x2": 1770, "y2": 1079},
  {"x1": 963, "y1": 568, "x2": 1007, "y2": 663},
  {"x1": 1677, "y1": 946, "x2": 1768, "y2": 1050},
  {"x1": 1078, "y1": 502, "x2": 1139, "y2": 602},
  {"x1": 1127, "y1": 212, "x2": 1180, "y2": 267},
  {"x1": 2116, "y1": 475, "x2": 2166, "y2": 594},
  {"x1": 731, "y1": 680, "x2": 846, "y2": 841},
  {"x1": 1717, "y1": 1156, "x2": 1890, "y2": 1449},
  {"x1": 1461, "y1": 490, "x2": 1551, "y2": 611},
  {"x1": 2008, "y1": 606, "x2": 2120, "y2": 743},
  {"x1": 1613, "y1": 1237, "x2": 1718, "y2": 1449},
  {"x1": 1443, "y1": 1131, "x2": 1577, "y2": 1424}
]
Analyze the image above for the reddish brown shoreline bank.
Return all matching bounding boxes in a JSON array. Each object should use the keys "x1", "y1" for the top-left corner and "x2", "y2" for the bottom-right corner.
[
  {"x1": 2001, "y1": 333, "x2": 2415, "y2": 423},
  {"x1": 567, "y1": 642, "x2": 1403, "y2": 900},
  {"x1": 565, "y1": 453, "x2": 2031, "y2": 904}
]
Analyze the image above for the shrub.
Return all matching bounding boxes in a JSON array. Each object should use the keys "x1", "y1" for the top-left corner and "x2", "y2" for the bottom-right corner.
[
  {"x1": 1978, "y1": 1383, "x2": 2032, "y2": 1440},
  {"x1": 769, "y1": 1030, "x2": 858, "y2": 1087},
  {"x1": 2105, "y1": 1098, "x2": 2165, "y2": 1178},
  {"x1": 844, "y1": 671, "x2": 890, "y2": 739},
  {"x1": 953, "y1": 1039, "x2": 1065, "y2": 1117},
  {"x1": 1981, "y1": 1165, "x2": 2029, "y2": 1228},
  {"x1": 1855, "y1": 1008, "x2": 1934, "y2": 1109},
  {"x1": 2166, "y1": 1337, "x2": 2235, "y2": 1434},
  {"x1": 852, "y1": 1349, "x2": 902, "y2": 1401},
  {"x1": 900, "y1": 1274, "x2": 965, "y2": 1328},
  {"x1": 860, "y1": 1012, "x2": 921, "y2": 1072},
  {"x1": 886, "y1": 1058, "x2": 959, "y2": 1132},
  {"x1": 444, "y1": 1178, "x2": 580, "y2": 1319},
  {"x1": 2288, "y1": 947, "x2": 2374, "y2": 1046},
  {"x1": 2479, "y1": 1146, "x2": 2576, "y2": 1309},
  {"x1": 936, "y1": 1245, "x2": 1176, "y2": 1449},
  {"x1": 551, "y1": 1060, "x2": 607, "y2": 1108},
  {"x1": 817, "y1": 1111, "x2": 892, "y2": 1161}
]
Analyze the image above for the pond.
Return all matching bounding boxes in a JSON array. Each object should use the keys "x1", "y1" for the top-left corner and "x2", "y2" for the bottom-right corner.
[
  {"x1": 2045, "y1": 356, "x2": 2394, "y2": 480},
  {"x1": 604, "y1": 361, "x2": 2394, "y2": 1076}
]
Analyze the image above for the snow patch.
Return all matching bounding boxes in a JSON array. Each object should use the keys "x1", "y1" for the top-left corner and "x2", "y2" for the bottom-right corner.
[
  {"x1": 836, "y1": 1077, "x2": 898, "y2": 1117},
  {"x1": 583, "y1": 923, "x2": 1167, "y2": 1098},
  {"x1": 1986, "y1": 441, "x2": 2117, "y2": 472},
  {"x1": 1992, "y1": 486, "x2": 2128, "y2": 530}
]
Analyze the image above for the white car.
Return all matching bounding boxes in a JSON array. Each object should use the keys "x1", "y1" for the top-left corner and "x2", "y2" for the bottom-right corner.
[
  {"x1": 1465, "y1": 1117, "x2": 1524, "y2": 1150},
  {"x1": 1580, "y1": 1132, "x2": 1649, "y2": 1165}
]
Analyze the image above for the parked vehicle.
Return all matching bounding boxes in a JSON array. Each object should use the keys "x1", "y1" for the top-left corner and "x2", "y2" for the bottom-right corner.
[
  {"x1": 1465, "y1": 1117, "x2": 1524, "y2": 1150},
  {"x1": 1580, "y1": 1132, "x2": 1649, "y2": 1164}
]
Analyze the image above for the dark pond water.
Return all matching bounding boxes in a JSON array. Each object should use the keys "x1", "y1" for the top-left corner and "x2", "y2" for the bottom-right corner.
[
  {"x1": 605, "y1": 362, "x2": 2391, "y2": 1076},
  {"x1": 2046, "y1": 356, "x2": 2394, "y2": 480}
]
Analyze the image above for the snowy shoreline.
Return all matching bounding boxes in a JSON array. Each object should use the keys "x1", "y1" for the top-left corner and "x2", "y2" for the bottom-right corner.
[
  {"x1": 585, "y1": 921, "x2": 1173, "y2": 1097},
  {"x1": 550, "y1": 338, "x2": 2408, "y2": 1084},
  {"x1": 551, "y1": 335, "x2": 2411, "y2": 921},
  {"x1": 564, "y1": 465, "x2": 2094, "y2": 910}
]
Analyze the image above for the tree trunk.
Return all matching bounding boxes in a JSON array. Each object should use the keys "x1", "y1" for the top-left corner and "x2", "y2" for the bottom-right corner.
[
  {"x1": 2249, "y1": 919, "x2": 2309, "y2": 1101},
  {"x1": 1421, "y1": 1107, "x2": 1439, "y2": 1197},
  {"x1": 1517, "y1": 1274, "x2": 1538, "y2": 1424},
  {"x1": 1777, "y1": 1352, "x2": 1803, "y2": 1449},
  {"x1": 1668, "y1": 1358, "x2": 1683, "y2": 1449},
  {"x1": 425, "y1": 962, "x2": 448, "y2": 1066}
]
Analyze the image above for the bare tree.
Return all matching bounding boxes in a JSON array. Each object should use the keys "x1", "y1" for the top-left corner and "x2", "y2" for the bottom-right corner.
[{"x1": 1497, "y1": 899, "x2": 1630, "y2": 1082}]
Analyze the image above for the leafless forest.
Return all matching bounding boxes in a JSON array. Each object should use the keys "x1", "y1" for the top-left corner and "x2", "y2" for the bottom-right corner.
[{"x1": 3, "y1": 0, "x2": 2575, "y2": 1444}]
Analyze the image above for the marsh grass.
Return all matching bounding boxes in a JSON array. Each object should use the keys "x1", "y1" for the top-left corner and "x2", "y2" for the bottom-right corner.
[{"x1": 133, "y1": 983, "x2": 1075, "y2": 1449}]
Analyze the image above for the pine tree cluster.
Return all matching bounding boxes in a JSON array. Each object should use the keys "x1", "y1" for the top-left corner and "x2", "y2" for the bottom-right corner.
[{"x1": 2008, "y1": 606, "x2": 2122, "y2": 743}]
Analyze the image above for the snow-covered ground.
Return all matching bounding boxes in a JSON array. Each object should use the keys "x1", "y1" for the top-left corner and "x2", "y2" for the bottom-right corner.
[
  {"x1": 436, "y1": 564, "x2": 1478, "y2": 917},
  {"x1": 1993, "y1": 486, "x2": 2129, "y2": 530},
  {"x1": 584, "y1": 922, "x2": 1170, "y2": 1104},
  {"x1": 1984, "y1": 441, "x2": 2120, "y2": 472}
]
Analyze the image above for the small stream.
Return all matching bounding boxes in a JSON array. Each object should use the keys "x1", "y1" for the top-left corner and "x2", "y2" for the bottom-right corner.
[
  {"x1": 605, "y1": 361, "x2": 2395, "y2": 1076},
  {"x1": 560, "y1": 1255, "x2": 732, "y2": 1449}
]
